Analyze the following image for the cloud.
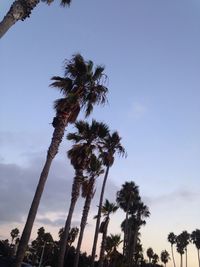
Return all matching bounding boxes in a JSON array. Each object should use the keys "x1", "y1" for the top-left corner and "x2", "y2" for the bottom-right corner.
[
  {"x1": 0, "y1": 155, "x2": 119, "y2": 230},
  {"x1": 128, "y1": 102, "x2": 147, "y2": 119}
]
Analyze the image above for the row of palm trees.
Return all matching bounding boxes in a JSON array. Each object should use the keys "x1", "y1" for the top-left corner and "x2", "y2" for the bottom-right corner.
[
  {"x1": 12, "y1": 54, "x2": 126, "y2": 267},
  {"x1": 146, "y1": 247, "x2": 170, "y2": 267},
  {"x1": 168, "y1": 230, "x2": 200, "y2": 267}
]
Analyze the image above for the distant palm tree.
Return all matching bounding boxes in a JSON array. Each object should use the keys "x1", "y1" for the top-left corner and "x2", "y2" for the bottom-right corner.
[
  {"x1": 59, "y1": 120, "x2": 108, "y2": 267},
  {"x1": 116, "y1": 181, "x2": 140, "y2": 257},
  {"x1": 15, "y1": 54, "x2": 108, "y2": 267},
  {"x1": 104, "y1": 234, "x2": 122, "y2": 267},
  {"x1": 98, "y1": 200, "x2": 118, "y2": 267},
  {"x1": 161, "y1": 250, "x2": 170, "y2": 267},
  {"x1": 0, "y1": 0, "x2": 71, "y2": 38},
  {"x1": 73, "y1": 155, "x2": 104, "y2": 267},
  {"x1": 168, "y1": 232, "x2": 177, "y2": 267},
  {"x1": 180, "y1": 231, "x2": 190, "y2": 267},
  {"x1": 147, "y1": 247, "x2": 154, "y2": 264},
  {"x1": 191, "y1": 229, "x2": 200, "y2": 267},
  {"x1": 152, "y1": 253, "x2": 159, "y2": 265},
  {"x1": 176, "y1": 234, "x2": 185, "y2": 267},
  {"x1": 10, "y1": 228, "x2": 20, "y2": 245},
  {"x1": 91, "y1": 131, "x2": 125, "y2": 267}
]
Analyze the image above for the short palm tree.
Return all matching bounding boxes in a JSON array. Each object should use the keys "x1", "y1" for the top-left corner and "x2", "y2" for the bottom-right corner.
[
  {"x1": 105, "y1": 234, "x2": 122, "y2": 267},
  {"x1": 152, "y1": 253, "x2": 159, "y2": 265},
  {"x1": 91, "y1": 132, "x2": 125, "y2": 267},
  {"x1": 59, "y1": 120, "x2": 108, "y2": 267},
  {"x1": 191, "y1": 229, "x2": 200, "y2": 267},
  {"x1": 161, "y1": 250, "x2": 170, "y2": 267},
  {"x1": 73, "y1": 155, "x2": 104, "y2": 267},
  {"x1": 0, "y1": 0, "x2": 71, "y2": 38},
  {"x1": 15, "y1": 54, "x2": 108, "y2": 267},
  {"x1": 147, "y1": 247, "x2": 154, "y2": 263},
  {"x1": 98, "y1": 200, "x2": 118, "y2": 267},
  {"x1": 168, "y1": 232, "x2": 177, "y2": 267},
  {"x1": 116, "y1": 181, "x2": 140, "y2": 257}
]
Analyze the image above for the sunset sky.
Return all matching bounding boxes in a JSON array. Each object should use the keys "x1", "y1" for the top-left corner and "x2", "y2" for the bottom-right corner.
[{"x1": 1, "y1": 0, "x2": 200, "y2": 266}]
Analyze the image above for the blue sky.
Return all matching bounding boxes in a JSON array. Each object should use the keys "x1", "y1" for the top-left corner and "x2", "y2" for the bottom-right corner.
[{"x1": 1, "y1": 0, "x2": 200, "y2": 266}]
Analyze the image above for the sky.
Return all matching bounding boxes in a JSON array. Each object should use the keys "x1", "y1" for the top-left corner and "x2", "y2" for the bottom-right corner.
[{"x1": 1, "y1": 0, "x2": 200, "y2": 266}]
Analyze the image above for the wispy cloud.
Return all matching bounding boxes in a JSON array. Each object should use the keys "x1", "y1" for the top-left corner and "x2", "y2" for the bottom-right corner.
[{"x1": 128, "y1": 102, "x2": 147, "y2": 119}]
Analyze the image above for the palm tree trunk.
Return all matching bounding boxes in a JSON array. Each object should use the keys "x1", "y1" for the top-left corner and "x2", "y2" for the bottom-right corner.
[
  {"x1": 171, "y1": 245, "x2": 176, "y2": 267},
  {"x1": 128, "y1": 226, "x2": 139, "y2": 267},
  {"x1": 58, "y1": 173, "x2": 83, "y2": 267},
  {"x1": 98, "y1": 223, "x2": 108, "y2": 267},
  {"x1": 14, "y1": 114, "x2": 70, "y2": 267},
  {"x1": 91, "y1": 166, "x2": 109, "y2": 267},
  {"x1": 73, "y1": 177, "x2": 95, "y2": 267},
  {"x1": 197, "y1": 248, "x2": 200, "y2": 267},
  {"x1": 180, "y1": 254, "x2": 182, "y2": 267},
  {"x1": 123, "y1": 202, "x2": 130, "y2": 257},
  {"x1": 185, "y1": 248, "x2": 187, "y2": 267},
  {"x1": 0, "y1": 0, "x2": 39, "y2": 39}
]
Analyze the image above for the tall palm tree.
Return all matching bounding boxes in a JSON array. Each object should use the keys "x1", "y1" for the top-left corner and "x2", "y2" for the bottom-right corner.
[
  {"x1": 91, "y1": 131, "x2": 125, "y2": 267},
  {"x1": 191, "y1": 229, "x2": 200, "y2": 267},
  {"x1": 14, "y1": 54, "x2": 108, "y2": 267},
  {"x1": 0, "y1": 0, "x2": 71, "y2": 38},
  {"x1": 168, "y1": 232, "x2": 177, "y2": 267},
  {"x1": 176, "y1": 234, "x2": 185, "y2": 267},
  {"x1": 59, "y1": 120, "x2": 108, "y2": 267},
  {"x1": 73, "y1": 155, "x2": 104, "y2": 267},
  {"x1": 116, "y1": 181, "x2": 140, "y2": 258},
  {"x1": 128, "y1": 202, "x2": 150, "y2": 266},
  {"x1": 98, "y1": 200, "x2": 118, "y2": 267},
  {"x1": 161, "y1": 250, "x2": 170, "y2": 267}
]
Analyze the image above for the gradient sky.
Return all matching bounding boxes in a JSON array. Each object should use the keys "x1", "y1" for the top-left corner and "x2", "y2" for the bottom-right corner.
[{"x1": 1, "y1": 0, "x2": 200, "y2": 266}]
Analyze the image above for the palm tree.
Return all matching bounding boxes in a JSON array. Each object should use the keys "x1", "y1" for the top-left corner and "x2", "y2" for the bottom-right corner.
[
  {"x1": 91, "y1": 131, "x2": 125, "y2": 267},
  {"x1": 0, "y1": 0, "x2": 71, "y2": 38},
  {"x1": 152, "y1": 253, "x2": 159, "y2": 265},
  {"x1": 73, "y1": 155, "x2": 104, "y2": 267},
  {"x1": 180, "y1": 231, "x2": 190, "y2": 267},
  {"x1": 161, "y1": 250, "x2": 170, "y2": 267},
  {"x1": 14, "y1": 54, "x2": 108, "y2": 267},
  {"x1": 104, "y1": 234, "x2": 122, "y2": 267},
  {"x1": 191, "y1": 229, "x2": 200, "y2": 267},
  {"x1": 146, "y1": 247, "x2": 154, "y2": 264},
  {"x1": 98, "y1": 200, "x2": 118, "y2": 267},
  {"x1": 59, "y1": 120, "x2": 108, "y2": 267},
  {"x1": 116, "y1": 181, "x2": 140, "y2": 257},
  {"x1": 176, "y1": 234, "x2": 185, "y2": 267},
  {"x1": 168, "y1": 232, "x2": 177, "y2": 267},
  {"x1": 10, "y1": 228, "x2": 20, "y2": 245}
]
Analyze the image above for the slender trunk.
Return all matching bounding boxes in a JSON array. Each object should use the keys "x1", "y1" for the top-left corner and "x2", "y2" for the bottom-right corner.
[
  {"x1": 180, "y1": 254, "x2": 182, "y2": 267},
  {"x1": 197, "y1": 249, "x2": 200, "y2": 267},
  {"x1": 0, "y1": 0, "x2": 39, "y2": 39},
  {"x1": 123, "y1": 199, "x2": 130, "y2": 258},
  {"x1": 128, "y1": 226, "x2": 139, "y2": 267},
  {"x1": 171, "y1": 244, "x2": 176, "y2": 267},
  {"x1": 73, "y1": 177, "x2": 95, "y2": 267},
  {"x1": 185, "y1": 248, "x2": 187, "y2": 267},
  {"x1": 91, "y1": 166, "x2": 110, "y2": 267},
  {"x1": 14, "y1": 114, "x2": 69, "y2": 267},
  {"x1": 58, "y1": 173, "x2": 82, "y2": 267},
  {"x1": 98, "y1": 219, "x2": 109, "y2": 267}
]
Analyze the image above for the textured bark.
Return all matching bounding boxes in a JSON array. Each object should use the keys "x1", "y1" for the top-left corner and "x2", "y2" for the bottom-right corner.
[
  {"x1": 91, "y1": 166, "x2": 109, "y2": 267},
  {"x1": 73, "y1": 177, "x2": 95, "y2": 267},
  {"x1": 123, "y1": 201, "x2": 130, "y2": 257},
  {"x1": 58, "y1": 173, "x2": 82, "y2": 267},
  {"x1": 13, "y1": 113, "x2": 69, "y2": 267},
  {"x1": 0, "y1": 0, "x2": 39, "y2": 38}
]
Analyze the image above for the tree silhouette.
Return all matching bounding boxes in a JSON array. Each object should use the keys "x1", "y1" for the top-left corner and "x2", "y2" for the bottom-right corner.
[
  {"x1": 14, "y1": 54, "x2": 108, "y2": 267},
  {"x1": 168, "y1": 232, "x2": 177, "y2": 267},
  {"x1": 0, "y1": 0, "x2": 71, "y2": 38},
  {"x1": 161, "y1": 250, "x2": 170, "y2": 267},
  {"x1": 191, "y1": 229, "x2": 200, "y2": 267}
]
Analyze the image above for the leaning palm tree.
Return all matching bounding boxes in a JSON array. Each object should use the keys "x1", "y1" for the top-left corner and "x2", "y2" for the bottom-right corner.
[
  {"x1": 73, "y1": 155, "x2": 104, "y2": 267},
  {"x1": 168, "y1": 232, "x2": 177, "y2": 267},
  {"x1": 91, "y1": 132, "x2": 125, "y2": 267},
  {"x1": 14, "y1": 54, "x2": 108, "y2": 267},
  {"x1": 98, "y1": 200, "x2": 118, "y2": 267},
  {"x1": 116, "y1": 181, "x2": 140, "y2": 258},
  {"x1": 58, "y1": 120, "x2": 108, "y2": 267},
  {"x1": 0, "y1": 0, "x2": 71, "y2": 38},
  {"x1": 191, "y1": 229, "x2": 200, "y2": 267}
]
